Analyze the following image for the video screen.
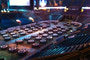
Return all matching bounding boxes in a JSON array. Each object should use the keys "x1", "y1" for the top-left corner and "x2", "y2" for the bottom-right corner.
[
  {"x1": 9, "y1": 0, "x2": 30, "y2": 6},
  {"x1": 8, "y1": 0, "x2": 33, "y2": 10}
]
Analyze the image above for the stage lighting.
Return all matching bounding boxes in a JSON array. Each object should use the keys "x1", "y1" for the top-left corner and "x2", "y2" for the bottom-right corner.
[
  {"x1": 70, "y1": 30, "x2": 73, "y2": 33},
  {"x1": 1, "y1": 10, "x2": 4, "y2": 13},
  {"x1": 81, "y1": 9, "x2": 84, "y2": 12},
  {"x1": 66, "y1": 8, "x2": 69, "y2": 10},
  {"x1": 64, "y1": 9, "x2": 67, "y2": 12},
  {"x1": 7, "y1": 10, "x2": 10, "y2": 13},
  {"x1": 40, "y1": 0, "x2": 47, "y2": 7},
  {"x1": 29, "y1": 17, "x2": 34, "y2": 22},
  {"x1": 16, "y1": 19, "x2": 21, "y2": 25},
  {"x1": 64, "y1": 7, "x2": 68, "y2": 12}
]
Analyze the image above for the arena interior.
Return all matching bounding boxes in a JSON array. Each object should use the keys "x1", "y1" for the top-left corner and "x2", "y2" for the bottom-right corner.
[{"x1": 0, "y1": 0, "x2": 90, "y2": 60}]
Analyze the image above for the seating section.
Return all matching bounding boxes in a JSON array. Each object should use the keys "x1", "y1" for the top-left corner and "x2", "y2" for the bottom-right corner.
[
  {"x1": 76, "y1": 9, "x2": 90, "y2": 23},
  {"x1": 42, "y1": 0, "x2": 90, "y2": 6},
  {"x1": 64, "y1": 10, "x2": 80, "y2": 15},
  {"x1": 60, "y1": 33, "x2": 90, "y2": 47},
  {"x1": 49, "y1": 11, "x2": 62, "y2": 20},
  {"x1": 32, "y1": 43, "x2": 90, "y2": 59},
  {"x1": 1, "y1": 13, "x2": 33, "y2": 29},
  {"x1": 1, "y1": 17, "x2": 18, "y2": 29},
  {"x1": 31, "y1": 33, "x2": 90, "y2": 59},
  {"x1": 62, "y1": 0, "x2": 72, "y2": 6},
  {"x1": 72, "y1": 0, "x2": 83, "y2": 6},
  {"x1": 77, "y1": 16, "x2": 89, "y2": 23},
  {"x1": 46, "y1": 0, "x2": 86, "y2": 6},
  {"x1": 83, "y1": 0, "x2": 90, "y2": 6}
]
